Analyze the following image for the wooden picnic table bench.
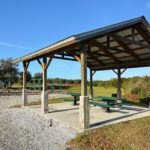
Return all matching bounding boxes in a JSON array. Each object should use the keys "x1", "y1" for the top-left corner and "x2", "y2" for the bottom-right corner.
[
  {"x1": 65, "y1": 92, "x2": 80, "y2": 105},
  {"x1": 93, "y1": 96, "x2": 126, "y2": 103},
  {"x1": 90, "y1": 101, "x2": 114, "y2": 112},
  {"x1": 91, "y1": 96, "x2": 129, "y2": 112}
]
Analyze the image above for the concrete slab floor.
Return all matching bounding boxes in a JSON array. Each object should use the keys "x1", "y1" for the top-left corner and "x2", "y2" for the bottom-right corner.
[{"x1": 27, "y1": 102, "x2": 150, "y2": 132}]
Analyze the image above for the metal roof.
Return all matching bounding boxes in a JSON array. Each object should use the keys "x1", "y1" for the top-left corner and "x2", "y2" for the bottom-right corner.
[{"x1": 13, "y1": 16, "x2": 150, "y2": 71}]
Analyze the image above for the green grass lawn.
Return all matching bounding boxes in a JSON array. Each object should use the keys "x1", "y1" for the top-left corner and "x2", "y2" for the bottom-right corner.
[
  {"x1": 68, "y1": 116, "x2": 150, "y2": 150},
  {"x1": 68, "y1": 86, "x2": 120, "y2": 96},
  {"x1": 12, "y1": 83, "x2": 124, "y2": 97}
]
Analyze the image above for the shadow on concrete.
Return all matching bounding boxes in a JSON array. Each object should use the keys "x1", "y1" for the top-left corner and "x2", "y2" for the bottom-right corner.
[
  {"x1": 49, "y1": 107, "x2": 79, "y2": 113},
  {"x1": 120, "y1": 106, "x2": 145, "y2": 111},
  {"x1": 90, "y1": 109, "x2": 150, "y2": 128},
  {"x1": 109, "y1": 106, "x2": 145, "y2": 113},
  {"x1": 109, "y1": 109, "x2": 129, "y2": 114}
]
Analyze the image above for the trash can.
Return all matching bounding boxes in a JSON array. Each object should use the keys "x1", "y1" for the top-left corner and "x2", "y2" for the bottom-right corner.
[{"x1": 112, "y1": 93, "x2": 117, "y2": 97}]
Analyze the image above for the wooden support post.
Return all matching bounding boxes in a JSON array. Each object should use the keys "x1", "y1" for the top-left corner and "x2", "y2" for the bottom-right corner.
[
  {"x1": 117, "y1": 68, "x2": 121, "y2": 98},
  {"x1": 89, "y1": 69, "x2": 96, "y2": 100},
  {"x1": 112, "y1": 68, "x2": 127, "y2": 98},
  {"x1": 43, "y1": 57, "x2": 47, "y2": 91},
  {"x1": 89, "y1": 69, "x2": 93, "y2": 100},
  {"x1": 81, "y1": 48, "x2": 87, "y2": 96},
  {"x1": 41, "y1": 57, "x2": 48, "y2": 113},
  {"x1": 37, "y1": 57, "x2": 52, "y2": 114},
  {"x1": 22, "y1": 61, "x2": 29, "y2": 106},
  {"x1": 79, "y1": 45, "x2": 90, "y2": 130}
]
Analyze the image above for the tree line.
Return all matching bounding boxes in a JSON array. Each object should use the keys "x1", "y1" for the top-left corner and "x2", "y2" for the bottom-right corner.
[
  {"x1": 0, "y1": 58, "x2": 150, "y2": 98},
  {"x1": 0, "y1": 58, "x2": 81, "y2": 87}
]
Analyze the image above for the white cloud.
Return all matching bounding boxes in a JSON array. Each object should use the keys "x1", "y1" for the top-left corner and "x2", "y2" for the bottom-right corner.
[
  {"x1": 146, "y1": 2, "x2": 150, "y2": 8},
  {"x1": 0, "y1": 42, "x2": 32, "y2": 50}
]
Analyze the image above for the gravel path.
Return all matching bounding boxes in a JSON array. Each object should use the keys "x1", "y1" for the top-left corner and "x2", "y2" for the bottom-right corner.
[
  {"x1": 0, "y1": 95, "x2": 78, "y2": 150},
  {"x1": 0, "y1": 108, "x2": 77, "y2": 150}
]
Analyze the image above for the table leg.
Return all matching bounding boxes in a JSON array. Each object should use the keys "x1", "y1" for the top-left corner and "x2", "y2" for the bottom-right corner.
[
  {"x1": 74, "y1": 96, "x2": 77, "y2": 105},
  {"x1": 106, "y1": 107, "x2": 110, "y2": 112}
]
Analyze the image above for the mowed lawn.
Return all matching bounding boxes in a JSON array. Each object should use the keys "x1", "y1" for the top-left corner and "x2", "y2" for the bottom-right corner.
[
  {"x1": 12, "y1": 83, "x2": 123, "y2": 97},
  {"x1": 68, "y1": 86, "x2": 122, "y2": 96},
  {"x1": 68, "y1": 117, "x2": 150, "y2": 150}
]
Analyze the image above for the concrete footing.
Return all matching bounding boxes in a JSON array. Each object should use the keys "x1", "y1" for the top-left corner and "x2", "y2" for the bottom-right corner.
[
  {"x1": 79, "y1": 96, "x2": 90, "y2": 130},
  {"x1": 89, "y1": 95, "x2": 92, "y2": 100},
  {"x1": 41, "y1": 91, "x2": 49, "y2": 114},
  {"x1": 22, "y1": 89, "x2": 28, "y2": 106}
]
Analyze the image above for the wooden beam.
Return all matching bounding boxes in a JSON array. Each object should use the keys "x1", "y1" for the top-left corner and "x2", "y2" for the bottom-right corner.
[
  {"x1": 121, "y1": 68, "x2": 127, "y2": 74},
  {"x1": 37, "y1": 59, "x2": 43, "y2": 68},
  {"x1": 66, "y1": 51, "x2": 81, "y2": 63},
  {"x1": 70, "y1": 47, "x2": 106, "y2": 65},
  {"x1": 107, "y1": 36, "x2": 110, "y2": 48},
  {"x1": 91, "y1": 40, "x2": 125, "y2": 53},
  {"x1": 23, "y1": 62, "x2": 27, "y2": 90},
  {"x1": 54, "y1": 56, "x2": 77, "y2": 61},
  {"x1": 112, "y1": 68, "x2": 127, "y2": 75},
  {"x1": 56, "y1": 52, "x2": 74, "y2": 57},
  {"x1": 41, "y1": 57, "x2": 49, "y2": 114},
  {"x1": 99, "y1": 32, "x2": 139, "y2": 46},
  {"x1": 111, "y1": 34, "x2": 140, "y2": 61},
  {"x1": 112, "y1": 69, "x2": 118, "y2": 75},
  {"x1": 91, "y1": 59, "x2": 150, "y2": 70},
  {"x1": 135, "y1": 25, "x2": 150, "y2": 45},
  {"x1": 132, "y1": 27, "x2": 135, "y2": 41},
  {"x1": 87, "y1": 50, "x2": 105, "y2": 65},
  {"x1": 111, "y1": 34, "x2": 150, "y2": 49},
  {"x1": 79, "y1": 45, "x2": 90, "y2": 130},
  {"x1": 92, "y1": 70, "x2": 96, "y2": 76},
  {"x1": 89, "y1": 68, "x2": 94, "y2": 99},
  {"x1": 117, "y1": 68, "x2": 122, "y2": 98},
  {"x1": 42, "y1": 57, "x2": 47, "y2": 91},
  {"x1": 81, "y1": 46, "x2": 88, "y2": 96},
  {"x1": 46, "y1": 57, "x2": 52, "y2": 70},
  {"x1": 91, "y1": 40, "x2": 121, "y2": 63},
  {"x1": 22, "y1": 61, "x2": 29, "y2": 106},
  {"x1": 23, "y1": 61, "x2": 30, "y2": 72}
]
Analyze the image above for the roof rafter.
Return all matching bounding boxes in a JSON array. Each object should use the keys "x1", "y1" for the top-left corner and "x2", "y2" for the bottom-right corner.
[
  {"x1": 110, "y1": 34, "x2": 150, "y2": 49},
  {"x1": 92, "y1": 59, "x2": 150, "y2": 71},
  {"x1": 90, "y1": 40, "x2": 121, "y2": 63},
  {"x1": 134, "y1": 25, "x2": 150, "y2": 45},
  {"x1": 110, "y1": 34, "x2": 141, "y2": 61},
  {"x1": 87, "y1": 49, "x2": 105, "y2": 65}
]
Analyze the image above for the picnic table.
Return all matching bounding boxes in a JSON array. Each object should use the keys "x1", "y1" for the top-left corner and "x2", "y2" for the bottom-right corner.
[
  {"x1": 91, "y1": 96, "x2": 128, "y2": 112},
  {"x1": 66, "y1": 92, "x2": 80, "y2": 105},
  {"x1": 65, "y1": 93, "x2": 130, "y2": 111},
  {"x1": 102, "y1": 96, "x2": 126, "y2": 104}
]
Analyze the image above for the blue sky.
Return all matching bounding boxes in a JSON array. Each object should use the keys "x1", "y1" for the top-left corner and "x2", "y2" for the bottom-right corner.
[{"x1": 0, "y1": 0, "x2": 150, "y2": 80}]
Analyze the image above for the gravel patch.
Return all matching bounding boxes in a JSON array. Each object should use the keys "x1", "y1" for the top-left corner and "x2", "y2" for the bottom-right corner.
[
  {"x1": 0, "y1": 94, "x2": 69, "y2": 109},
  {"x1": 0, "y1": 108, "x2": 77, "y2": 150}
]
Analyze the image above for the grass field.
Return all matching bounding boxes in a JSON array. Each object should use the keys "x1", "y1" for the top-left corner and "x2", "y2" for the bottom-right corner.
[
  {"x1": 12, "y1": 83, "x2": 119, "y2": 97},
  {"x1": 68, "y1": 116, "x2": 150, "y2": 150},
  {"x1": 68, "y1": 86, "x2": 120, "y2": 96}
]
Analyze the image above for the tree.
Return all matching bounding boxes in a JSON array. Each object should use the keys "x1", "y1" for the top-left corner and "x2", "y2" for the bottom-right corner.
[
  {"x1": 0, "y1": 58, "x2": 19, "y2": 88},
  {"x1": 33, "y1": 73, "x2": 42, "y2": 79}
]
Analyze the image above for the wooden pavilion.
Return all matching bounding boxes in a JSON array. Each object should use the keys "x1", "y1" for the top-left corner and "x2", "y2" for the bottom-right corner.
[{"x1": 13, "y1": 16, "x2": 150, "y2": 130}]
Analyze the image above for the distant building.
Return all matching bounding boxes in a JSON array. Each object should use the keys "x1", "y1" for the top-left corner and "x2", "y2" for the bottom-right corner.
[{"x1": 0, "y1": 80, "x2": 4, "y2": 89}]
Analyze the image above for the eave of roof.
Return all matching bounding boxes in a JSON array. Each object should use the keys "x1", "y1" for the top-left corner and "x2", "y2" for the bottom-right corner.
[{"x1": 12, "y1": 16, "x2": 150, "y2": 64}]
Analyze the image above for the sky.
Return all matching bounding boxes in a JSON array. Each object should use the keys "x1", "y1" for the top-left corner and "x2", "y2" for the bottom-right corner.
[{"x1": 0, "y1": 0, "x2": 150, "y2": 80}]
